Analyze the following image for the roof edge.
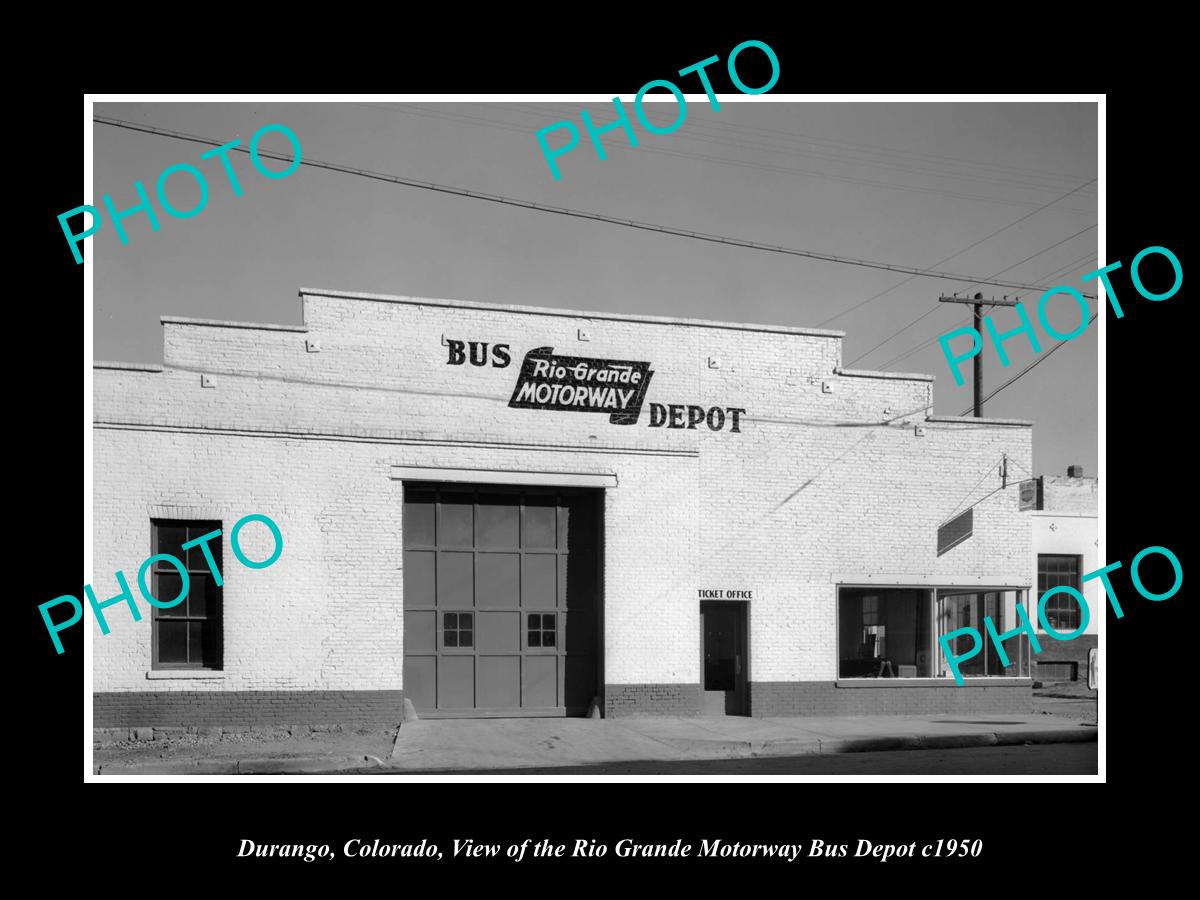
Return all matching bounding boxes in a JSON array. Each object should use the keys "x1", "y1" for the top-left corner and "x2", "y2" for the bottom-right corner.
[
  {"x1": 94, "y1": 361, "x2": 163, "y2": 373},
  {"x1": 161, "y1": 316, "x2": 307, "y2": 333},
  {"x1": 926, "y1": 414, "x2": 1034, "y2": 427},
  {"x1": 298, "y1": 287, "x2": 846, "y2": 339},
  {"x1": 835, "y1": 366, "x2": 934, "y2": 383}
]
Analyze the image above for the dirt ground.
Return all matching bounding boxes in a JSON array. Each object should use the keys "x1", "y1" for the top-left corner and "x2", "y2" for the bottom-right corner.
[
  {"x1": 1032, "y1": 682, "x2": 1098, "y2": 723},
  {"x1": 94, "y1": 724, "x2": 398, "y2": 772}
]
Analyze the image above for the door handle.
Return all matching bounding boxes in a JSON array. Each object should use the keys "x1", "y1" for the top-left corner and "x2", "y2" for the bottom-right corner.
[{"x1": 735, "y1": 654, "x2": 741, "y2": 677}]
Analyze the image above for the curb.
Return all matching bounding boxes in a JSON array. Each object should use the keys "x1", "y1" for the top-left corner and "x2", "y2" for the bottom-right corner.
[
  {"x1": 96, "y1": 727, "x2": 1096, "y2": 775},
  {"x1": 992, "y1": 727, "x2": 1097, "y2": 746}
]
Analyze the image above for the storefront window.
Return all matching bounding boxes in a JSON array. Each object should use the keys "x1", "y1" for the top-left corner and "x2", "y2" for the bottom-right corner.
[
  {"x1": 838, "y1": 588, "x2": 932, "y2": 678},
  {"x1": 936, "y1": 590, "x2": 1029, "y2": 678},
  {"x1": 839, "y1": 587, "x2": 1031, "y2": 679}
]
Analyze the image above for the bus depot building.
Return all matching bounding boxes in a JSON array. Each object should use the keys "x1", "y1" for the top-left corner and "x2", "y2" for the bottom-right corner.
[{"x1": 92, "y1": 288, "x2": 1037, "y2": 729}]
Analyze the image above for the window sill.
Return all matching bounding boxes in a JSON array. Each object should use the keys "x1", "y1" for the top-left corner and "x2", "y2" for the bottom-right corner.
[
  {"x1": 835, "y1": 678, "x2": 1033, "y2": 689},
  {"x1": 145, "y1": 670, "x2": 225, "y2": 680}
]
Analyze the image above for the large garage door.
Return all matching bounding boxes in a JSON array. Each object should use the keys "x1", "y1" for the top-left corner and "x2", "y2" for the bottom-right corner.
[{"x1": 402, "y1": 484, "x2": 600, "y2": 717}]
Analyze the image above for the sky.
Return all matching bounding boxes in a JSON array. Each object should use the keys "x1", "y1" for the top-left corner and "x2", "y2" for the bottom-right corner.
[{"x1": 91, "y1": 99, "x2": 1099, "y2": 477}]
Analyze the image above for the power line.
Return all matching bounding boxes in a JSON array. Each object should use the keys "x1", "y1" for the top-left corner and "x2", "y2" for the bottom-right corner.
[
  {"x1": 393, "y1": 102, "x2": 1100, "y2": 200},
  {"x1": 940, "y1": 456, "x2": 1002, "y2": 524},
  {"x1": 93, "y1": 115, "x2": 1087, "y2": 295},
  {"x1": 957, "y1": 313, "x2": 1098, "y2": 414},
  {"x1": 874, "y1": 251, "x2": 1098, "y2": 370},
  {"x1": 817, "y1": 178, "x2": 1096, "y2": 327},
  {"x1": 497, "y1": 101, "x2": 1099, "y2": 189},
  {"x1": 365, "y1": 103, "x2": 1097, "y2": 214},
  {"x1": 844, "y1": 224, "x2": 1097, "y2": 367}
]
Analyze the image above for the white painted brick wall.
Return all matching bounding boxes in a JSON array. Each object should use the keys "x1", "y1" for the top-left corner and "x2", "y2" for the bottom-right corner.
[{"x1": 93, "y1": 290, "x2": 1033, "y2": 693}]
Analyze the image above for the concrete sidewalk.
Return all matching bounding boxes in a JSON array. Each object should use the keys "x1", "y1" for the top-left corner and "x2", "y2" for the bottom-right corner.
[
  {"x1": 385, "y1": 714, "x2": 1096, "y2": 772},
  {"x1": 95, "y1": 713, "x2": 1095, "y2": 775}
]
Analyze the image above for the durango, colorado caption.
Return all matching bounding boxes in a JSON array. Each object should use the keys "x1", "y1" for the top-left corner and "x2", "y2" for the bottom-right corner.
[{"x1": 92, "y1": 285, "x2": 1060, "y2": 727}]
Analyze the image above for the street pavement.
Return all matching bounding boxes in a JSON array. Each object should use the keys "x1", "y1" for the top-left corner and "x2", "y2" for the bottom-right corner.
[{"x1": 354, "y1": 742, "x2": 1097, "y2": 775}]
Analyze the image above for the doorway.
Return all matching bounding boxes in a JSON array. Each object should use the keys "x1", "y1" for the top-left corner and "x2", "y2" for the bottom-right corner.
[
  {"x1": 700, "y1": 601, "x2": 748, "y2": 715},
  {"x1": 402, "y1": 484, "x2": 601, "y2": 717}
]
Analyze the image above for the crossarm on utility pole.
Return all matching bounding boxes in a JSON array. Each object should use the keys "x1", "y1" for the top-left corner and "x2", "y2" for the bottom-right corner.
[{"x1": 939, "y1": 293, "x2": 1021, "y2": 418}]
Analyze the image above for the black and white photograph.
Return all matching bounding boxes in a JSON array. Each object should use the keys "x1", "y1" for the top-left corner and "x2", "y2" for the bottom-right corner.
[
  {"x1": 76, "y1": 91, "x2": 1119, "y2": 784},
  {"x1": 16, "y1": 14, "x2": 1194, "y2": 879}
]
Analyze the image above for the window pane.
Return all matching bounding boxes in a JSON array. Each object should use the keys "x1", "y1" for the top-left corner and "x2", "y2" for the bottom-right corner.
[
  {"x1": 444, "y1": 613, "x2": 457, "y2": 629},
  {"x1": 459, "y1": 630, "x2": 473, "y2": 648},
  {"x1": 158, "y1": 620, "x2": 188, "y2": 663},
  {"x1": 529, "y1": 631, "x2": 541, "y2": 647},
  {"x1": 188, "y1": 575, "x2": 210, "y2": 618},
  {"x1": 445, "y1": 631, "x2": 459, "y2": 648},
  {"x1": 403, "y1": 490, "x2": 437, "y2": 546},
  {"x1": 524, "y1": 496, "x2": 557, "y2": 548},
  {"x1": 153, "y1": 573, "x2": 188, "y2": 614},
  {"x1": 155, "y1": 524, "x2": 187, "y2": 561},
  {"x1": 184, "y1": 526, "x2": 221, "y2": 572},
  {"x1": 187, "y1": 621, "x2": 208, "y2": 665},
  {"x1": 459, "y1": 613, "x2": 473, "y2": 629},
  {"x1": 542, "y1": 630, "x2": 556, "y2": 647},
  {"x1": 439, "y1": 494, "x2": 474, "y2": 547},
  {"x1": 476, "y1": 493, "x2": 519, "y2": 548},
  {"x1": 200, "y1": 620, "x2": 221, "y2": 668}
]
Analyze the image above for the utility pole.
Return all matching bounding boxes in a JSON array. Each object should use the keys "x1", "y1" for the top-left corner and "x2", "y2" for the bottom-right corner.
[{"x1": 939, "y1": 292, "x2": 1021, "y2": 417}]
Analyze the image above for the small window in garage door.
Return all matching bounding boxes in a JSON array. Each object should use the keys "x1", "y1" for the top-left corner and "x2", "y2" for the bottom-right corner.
[{"x1": 402, "y1": 485, "x2": 600, "y2": 717}]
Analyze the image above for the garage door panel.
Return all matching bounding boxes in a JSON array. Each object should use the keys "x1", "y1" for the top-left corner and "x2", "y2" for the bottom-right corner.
[
  {"x1": 437, "y1": 552, "x2": 474, "y2": 607},
  {"x1": 523, "y1": 554, "x2": 558, "y2": 609},
  {"x1": 477, "y1": 656, "x2": 521, "y2": 708},
  {"x1": 524, "y1": 655, "x2": 558, "y2": 708},
  {"x1": 405, "y1": 610, "x2": 436, "y2": 652},
  {"x1": 476, "y1": 553, "x2": 520, "y2": 608},
  {"x1": 477, "y1": 611, "x2": 520, "y2": 652},
  {"x1": 403, "y1": 656, "x2": 436, "y2": 710},
  {"x1": 438, "y1": 656, "x2": 475, "y2": 709},
  {"x1": 403, "y1": 551, "x2": 436, "y2": 607}
]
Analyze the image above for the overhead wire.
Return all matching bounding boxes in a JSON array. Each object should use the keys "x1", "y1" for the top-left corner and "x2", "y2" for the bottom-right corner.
[
  {"x1": 843, "y1": 224, "x2": 1097, "y2": 367},
  {"x1": 956, "y1": 313, "x2": 1098, "y2": 414},
  {"x1": 874, "y1": 251, "x2": 1097, "y2": 371},
  {"x1": 93, "y1": 115, "x2": 1085, "y2": 295},
  {"x1": 816, "y1": 177, "x2": 1097, "y2": 328},
  {"x1": 414, "y1": 102, "x2": 1099, "y2": 199},
  {"x1": 363, "y1": 103, "x2": 1096, "y2": 214},
  {"x1": 496, "y1": 101, "x2": 1098, "y2": 190}
]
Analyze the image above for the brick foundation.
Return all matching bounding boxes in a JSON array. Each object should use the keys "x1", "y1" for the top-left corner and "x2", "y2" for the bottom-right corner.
[
  {"x1": 605, "y1": 683, "x2": 701, "y2": 717},
  {"x1": 749, "y1": 682, "x2": 1032, "y2": 716},
  {"x1": 93, "y1": 690, "x2": 405, "y2": 728}
]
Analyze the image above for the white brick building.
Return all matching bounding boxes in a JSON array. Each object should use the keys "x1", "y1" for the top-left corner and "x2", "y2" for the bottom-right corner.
[{"x1": 92, "y1": 288, "x2": 1037, "y2": 727}]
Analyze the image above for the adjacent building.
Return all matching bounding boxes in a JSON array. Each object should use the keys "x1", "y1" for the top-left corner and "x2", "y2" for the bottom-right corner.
[
  {"x1": 1029, "y1": 467, "x2": 1099, "y2": 683},
  {"x1": 92, "y1": 288, "x2": 1040, "y2": 728}
]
